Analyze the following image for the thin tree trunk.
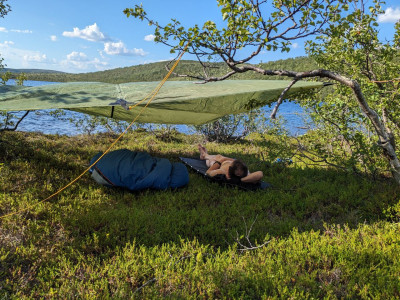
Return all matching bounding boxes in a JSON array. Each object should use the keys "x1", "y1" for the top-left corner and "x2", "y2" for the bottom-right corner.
[{"x1": 350, "y1": 81, "x2": 400, "y2": 183}]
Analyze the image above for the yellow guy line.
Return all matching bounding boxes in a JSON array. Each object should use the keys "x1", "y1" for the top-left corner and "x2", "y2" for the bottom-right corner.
[{"x1": 0, "y1": 43, "x2": 190, "y2": 220}]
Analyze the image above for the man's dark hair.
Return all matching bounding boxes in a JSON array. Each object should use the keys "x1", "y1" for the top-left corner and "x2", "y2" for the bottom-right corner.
[{"x1": 228, "y1": 159, "x2": 248, "y2": 180}]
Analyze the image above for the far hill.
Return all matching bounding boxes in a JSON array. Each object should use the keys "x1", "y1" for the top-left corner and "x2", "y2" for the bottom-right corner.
[
  {"x1": 2, "y1": 68, "x2": 65, "y2": 74},
  {"x1": 10, "y1": 57, "x2": 318, "y2": 83}
]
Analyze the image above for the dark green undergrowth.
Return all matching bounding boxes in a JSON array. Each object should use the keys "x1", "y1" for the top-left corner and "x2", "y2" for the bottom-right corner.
[{"x1": 0, "y1": 131, "x2": 399, "y2": 299}]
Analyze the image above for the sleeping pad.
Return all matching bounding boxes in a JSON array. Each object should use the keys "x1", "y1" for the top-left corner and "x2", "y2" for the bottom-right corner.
[{"x1": 89, "y1": 149, "x2": 189, "y2": 191}]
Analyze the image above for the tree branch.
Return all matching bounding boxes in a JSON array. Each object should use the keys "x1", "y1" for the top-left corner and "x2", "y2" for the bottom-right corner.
[
  {"x1": 0, "y1": 111, "x2": 30, "y2": 132},
  {"x1": 270, "y1": 78, "x2": 299, "y2": 119}
]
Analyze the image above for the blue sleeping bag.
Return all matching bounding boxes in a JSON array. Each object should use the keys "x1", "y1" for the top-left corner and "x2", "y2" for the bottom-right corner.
[{"x1": 89, "y1": 149, "x2": 189, "y2": 191}]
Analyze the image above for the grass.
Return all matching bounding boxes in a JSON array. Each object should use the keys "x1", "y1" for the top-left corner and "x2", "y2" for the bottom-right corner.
[{"x1": 0, "y1": 130, "x2": 399, "y2": 299}]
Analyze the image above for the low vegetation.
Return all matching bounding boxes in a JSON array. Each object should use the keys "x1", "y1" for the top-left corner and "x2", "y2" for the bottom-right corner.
[
  {"x1": 1, "y1": 130, "x2": 399, "y2": 298},
  {"x1": 1, "y1": 0, "x2": 399, "y2": 296}
]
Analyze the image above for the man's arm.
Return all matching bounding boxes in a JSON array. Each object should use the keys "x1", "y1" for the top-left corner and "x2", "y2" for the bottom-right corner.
[
  {"x1": 206, "y1": 162, "x2": 226, "y2": 177},
  {"x1": 240, "y1": 171, "x2": 263, "y2": 183}
]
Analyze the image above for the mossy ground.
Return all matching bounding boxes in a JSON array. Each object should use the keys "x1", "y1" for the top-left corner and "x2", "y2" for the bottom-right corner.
[{"x1": 0, "y1": 130, "x2": 399, "y2": 299}]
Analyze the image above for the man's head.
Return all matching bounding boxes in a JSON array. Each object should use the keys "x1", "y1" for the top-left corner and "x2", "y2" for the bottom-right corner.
[{"x1": 228, "y1": 160, "x2": 248, "y2": 179}]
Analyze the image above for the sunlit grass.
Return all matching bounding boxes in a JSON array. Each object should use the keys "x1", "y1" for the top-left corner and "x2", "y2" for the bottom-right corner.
[{"x1": 1, "y1": 130, "x2": 399, "y2": 298}]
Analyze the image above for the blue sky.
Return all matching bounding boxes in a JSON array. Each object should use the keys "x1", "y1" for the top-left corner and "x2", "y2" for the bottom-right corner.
[{"x1": 0, "y1": 0, "x2": 399, "y2": 73}]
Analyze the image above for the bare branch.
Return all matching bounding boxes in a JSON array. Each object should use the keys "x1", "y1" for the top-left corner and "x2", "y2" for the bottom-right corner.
[
  {"x1": 231, "y1": 214, "x2": 271, "y2": 251},
  {"x1": 1, "y1": 111, "x2": 30, "y2": 132},
  {"x1": 134, "y1": 278, "x2": 157, "y2": 294},
  {"x1": 238, "y1": 241, "x2": 271, "y2": 252},
  {"x1": 270, "y1": 78, "x2": 299, "y2": 119},
  {"x1": 295, "y1": 149, "x2": 348, "y2": 171},
  {"x1": 292, "y1": 136, "x2": 358, "y2": 172}
]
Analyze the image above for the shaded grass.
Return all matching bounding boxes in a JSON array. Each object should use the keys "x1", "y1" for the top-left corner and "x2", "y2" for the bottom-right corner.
[{"x1": 0, "y1": 130, "x2": 399, "y2": 299}]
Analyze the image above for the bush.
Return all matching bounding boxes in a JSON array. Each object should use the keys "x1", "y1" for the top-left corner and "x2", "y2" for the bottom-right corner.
[{"x1": 0, "y1": 131, "x2": 399, "y2": 298}]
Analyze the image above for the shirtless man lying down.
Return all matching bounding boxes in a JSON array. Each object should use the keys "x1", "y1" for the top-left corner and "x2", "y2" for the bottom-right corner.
[{"x1": 198, "y1": 144, "x2": 263, "y2": 183}]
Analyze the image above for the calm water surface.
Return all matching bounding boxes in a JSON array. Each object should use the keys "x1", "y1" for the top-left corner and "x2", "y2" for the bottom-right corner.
[{"x1": 7, "y1": 79, "x2": 310, "y2": 136}]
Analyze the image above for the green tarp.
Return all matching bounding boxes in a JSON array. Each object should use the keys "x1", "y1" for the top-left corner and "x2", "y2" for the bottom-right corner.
[{"x1": 0, "y1": 80, "x2": 323, "y2": 125}]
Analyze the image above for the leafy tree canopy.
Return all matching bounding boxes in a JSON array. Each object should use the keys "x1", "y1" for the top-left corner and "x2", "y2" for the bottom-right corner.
[
  {"x1": 124, "y1": 0, "x2": 400, "y2": 184},
  {"x1": 0, "y1": 0, "x2": 10, "y2": 18}
]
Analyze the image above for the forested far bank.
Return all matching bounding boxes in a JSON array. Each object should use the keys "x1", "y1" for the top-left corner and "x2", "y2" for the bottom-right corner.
[{"x1": 4, "y1": 57, "x2": 318, "y2": 83}]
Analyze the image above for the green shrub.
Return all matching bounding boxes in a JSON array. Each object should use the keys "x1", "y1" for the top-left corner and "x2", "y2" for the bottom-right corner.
[{"x1": 0, "y1": 131, "x2": 399, "y2": 298}]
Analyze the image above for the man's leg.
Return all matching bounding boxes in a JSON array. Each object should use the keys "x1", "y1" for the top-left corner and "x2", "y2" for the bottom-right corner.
[
  {"x1": 198, "y1": 144, "x2": 208, "y2": 159},
  {"x1": 199, "y1": 144, "x2": 217, "y2": 167},
  {"x1": 198, "y1": 144, "x2": 228, "y2": 167}
]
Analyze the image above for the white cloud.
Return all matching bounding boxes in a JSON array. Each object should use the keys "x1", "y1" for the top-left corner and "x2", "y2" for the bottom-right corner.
[
  {"x1": 67, "y1": 51, "x2": 88, "y2": 62},
  {"x1": 11, "y1": 29, "x2": 33, "y2": 34},
  {"x1": 103, "y1": 41, "x2": 147, "y2": 56},
  {"x1": 0, "y1": 27, "x2": 33, "y2": 33},
  {"x1": 23, "y1": 53, "x2": 48, "y2": 63},
  {"x1": 63, "y1": 23, "x2": 109, "y2": 42},
  {"x1": 378, "y1": 7, "x2": 400, "y2": 23},
  {"x1": 144, "y1": 34, "x2": 155, "y2": 42},
  {"x1": 98, "y1": 50, "x2": 106, "y2": 59},
  {"x1": 62, "y1": 23, "x2": 148, "y2": 61},
  {"x1": 62, "y1": 51, "x2": 108, "y2": 71},
  {"x1": 0, "y1": 41, "x2": 14, "y2": 46},
  {"x1": 291, "y1": 42, "x2": 299, "y2": 49},
  {"x1": 50, "y1": 35, "x2": 57, "y2": 41},
  {"x1": 0, "y1": 41, "x2": 56, "y2": 68}
]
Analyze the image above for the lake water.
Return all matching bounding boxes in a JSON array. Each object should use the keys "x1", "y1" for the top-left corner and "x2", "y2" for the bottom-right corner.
[{"x1": 5, "y1": 79, "x2": 310, "y2": 136}]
